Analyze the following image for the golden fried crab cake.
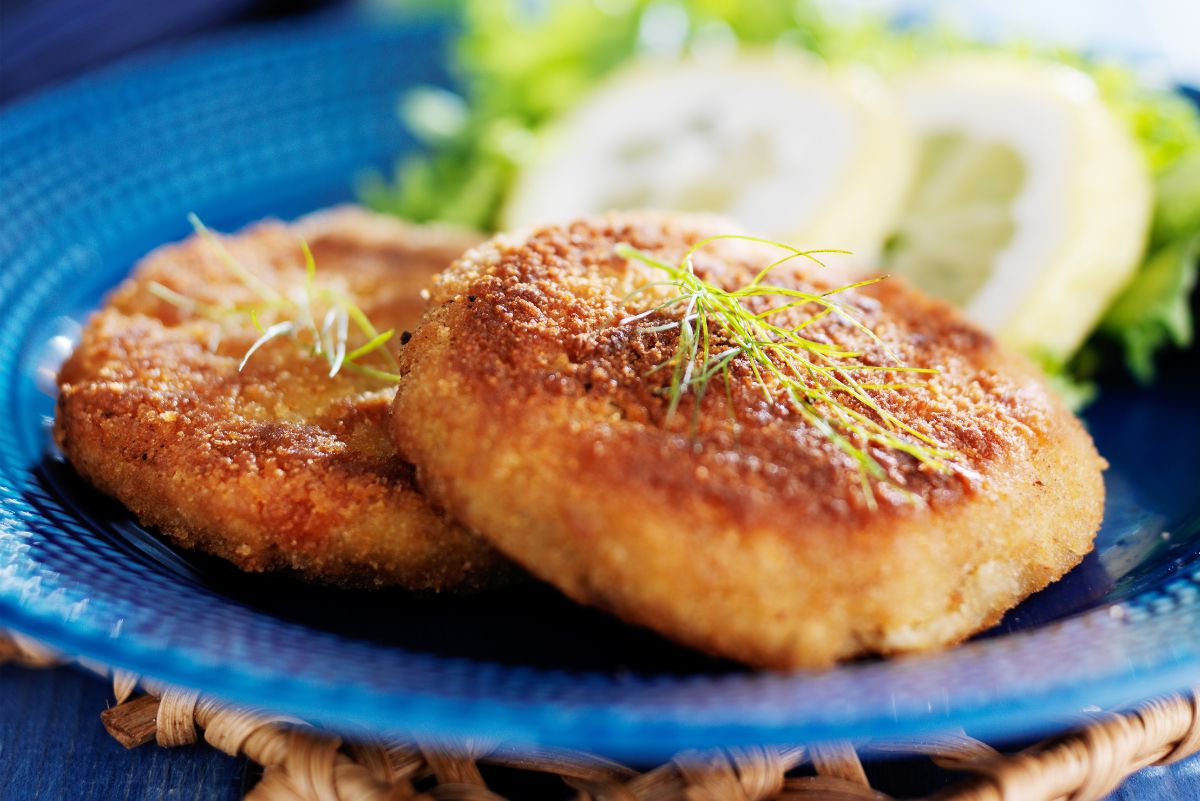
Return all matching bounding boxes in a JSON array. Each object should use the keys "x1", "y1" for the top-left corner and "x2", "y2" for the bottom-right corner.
[
  {"x1": 391, "y1": 212, "x2": 1105, "y2": 668},
  {"x1": 55, "y1": 206, "x2": 513, "y2": 590}
]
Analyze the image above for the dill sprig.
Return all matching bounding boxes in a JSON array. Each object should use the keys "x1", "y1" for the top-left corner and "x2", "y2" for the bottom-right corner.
[
  {"x1": 148, "y1": 214, "x2": 402, "y2": 382},
  {"x1": 617, "y1": 236, "x2": 959, "y2": 505}
]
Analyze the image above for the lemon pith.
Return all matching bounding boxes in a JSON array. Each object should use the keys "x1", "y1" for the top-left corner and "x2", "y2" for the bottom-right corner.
[{"x1": 888, "y1": 57, "x2": 1152, "y2": 362}]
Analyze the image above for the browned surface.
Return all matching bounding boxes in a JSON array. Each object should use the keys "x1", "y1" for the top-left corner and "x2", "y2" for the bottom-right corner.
[
  {"x1": 392, "y1": 212, "x2": 1106, "y2": 668},
  {"x1": 55, "y1": 206, "x2": 513, "y2": 590}
]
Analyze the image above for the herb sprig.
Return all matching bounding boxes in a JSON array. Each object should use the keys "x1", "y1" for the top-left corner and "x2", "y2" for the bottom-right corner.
[
  {"x1": 148, "y1": 214, "x2": 403, "y2": 383},
  {"x1": 617, "y1": 236, "x2": 958, "y2": 505}
]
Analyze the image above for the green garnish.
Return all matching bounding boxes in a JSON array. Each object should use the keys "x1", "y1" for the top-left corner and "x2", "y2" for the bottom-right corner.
[
  {"x1": 1096, "y1": 151, "x2": 1200, "y2": 382},
  {"x1": 618, "y1": 237, "x2": 957, "y2": 506},
  {"x1": 152, "y1": 215, "x2": 403, "y2": 382},
  {"x1": 370, "y1": 0, "x2": 1200, "y2": 393}
]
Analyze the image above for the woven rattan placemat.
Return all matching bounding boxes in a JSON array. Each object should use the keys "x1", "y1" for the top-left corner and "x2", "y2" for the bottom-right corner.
[{"x1": 3, "y1": 630, "x2": 1197, "y2": 801}]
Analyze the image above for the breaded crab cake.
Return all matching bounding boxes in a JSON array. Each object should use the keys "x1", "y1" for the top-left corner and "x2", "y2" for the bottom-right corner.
[
  {"x1": 56, "y1": 206, "x2": 513, "y2": 590},
  {"x1": 391, "y1": 212, "x2": 1105, "y2": 668}
]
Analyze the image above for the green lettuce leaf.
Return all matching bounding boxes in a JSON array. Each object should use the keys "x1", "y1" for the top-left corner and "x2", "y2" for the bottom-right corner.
[
  {"x1": 365, "y1": 0, "x2": 1200, "y2": 386},
  {"x1": 1098, "y1": 151, "x2": 1200, "y2": 381},
  {"x1": 364, "y1": 0, "x2": 825, "y2": 229}
]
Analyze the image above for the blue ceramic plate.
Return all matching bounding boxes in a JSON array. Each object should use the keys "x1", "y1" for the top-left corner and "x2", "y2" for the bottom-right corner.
[{"x1": 1, "y1": 18, "x2": 1199, "y2": 760}]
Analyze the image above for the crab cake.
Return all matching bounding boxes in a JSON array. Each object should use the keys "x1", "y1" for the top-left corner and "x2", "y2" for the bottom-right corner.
[
  {"x1": 391, "y1": 213, "x2": 1106, "y2": 668},
  {"x1": 55, "y1": 206, "x2": 512, "y2": 590}
]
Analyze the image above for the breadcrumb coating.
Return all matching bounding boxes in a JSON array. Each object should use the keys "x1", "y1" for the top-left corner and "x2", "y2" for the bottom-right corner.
[
  {"x1": 392, "y1": 212, "x2": 1106, "y2": 667},
  {"x1": 56, "y1": 207, "x2": 513, "y2": 590}
]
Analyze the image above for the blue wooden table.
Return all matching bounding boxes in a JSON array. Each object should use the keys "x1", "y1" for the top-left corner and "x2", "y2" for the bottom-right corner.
[
  {"x1": 2, "y1": 664, "x2": 1197, "y2": 800},
  {"x1": 0, "y1": 666, "x2": 250, "y2": 800}
]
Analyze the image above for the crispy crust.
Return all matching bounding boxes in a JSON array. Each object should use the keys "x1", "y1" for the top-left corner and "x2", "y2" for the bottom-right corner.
[
  {"x1": 391, "y1": 213, "x2": 1106, "y2": 667},
  {"x1": 55, "y1": 206, "x2": 514, "y2": 590}
]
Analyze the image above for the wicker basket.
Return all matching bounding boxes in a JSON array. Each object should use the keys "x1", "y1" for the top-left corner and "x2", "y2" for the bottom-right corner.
[{"x1": 3, "y1": 630, "x2": 1196, "y2": 801}]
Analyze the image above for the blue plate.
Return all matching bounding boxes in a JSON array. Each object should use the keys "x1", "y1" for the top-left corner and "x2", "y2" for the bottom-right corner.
[{"x1": 1, "y1": 17, "x2": 1199, "y2": 760}]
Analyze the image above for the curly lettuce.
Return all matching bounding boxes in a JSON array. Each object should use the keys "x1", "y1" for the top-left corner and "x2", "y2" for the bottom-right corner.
[
  {"x1": 363, "y1": 0, "x2": 818, "y2": 229},
  {"x1": 364, "y1": 0, "x2": 1200, "y2": 385},
  {"x1": 1097, "y1": 149, "x2": 1200, "y2": 382}
]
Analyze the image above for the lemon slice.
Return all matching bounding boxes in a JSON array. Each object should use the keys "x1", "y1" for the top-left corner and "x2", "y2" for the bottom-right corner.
[
  {"x1": 887, "y1": 57, "x2": 1152, "y2": 362},
  {"x1": 503, "y1": 54, "x2": 915, "y2": 262}
]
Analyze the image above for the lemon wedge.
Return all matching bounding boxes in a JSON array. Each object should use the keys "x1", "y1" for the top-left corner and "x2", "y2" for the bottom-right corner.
[
  {"x1": 886, "y1": 57, "x2": 1152, "y2": 362},
  {"x1": 503, "y1": 54, "x2": 915, "y2": 263}
]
